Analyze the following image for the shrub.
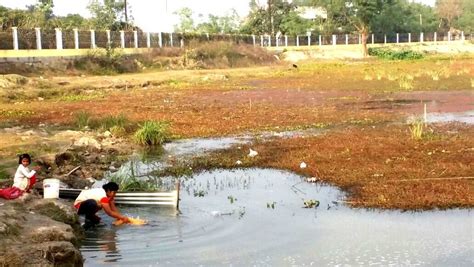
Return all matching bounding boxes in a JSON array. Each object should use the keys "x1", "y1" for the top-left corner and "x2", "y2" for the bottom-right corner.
[
  {"x1": 368, "y1": 47, "x2": 424, "y2": 60},
  {"x1": 74, "y1": 111, "x2": 91, "y2": 129},
  {"x1": 134, "y1": 121, "x2": 170, "y2": 146},
  {"x1": 98, "y1": 113, "x2": 129, "y2": 131},
  {"x1": 409, "y1": 120, "x2": 424, "y2": 140},
  {"x1": 109, "y1": 173, "x2": 158, "y2": 192},
  {"x1": 73, "y1": 48, "x2": 141, "y2": 74}
]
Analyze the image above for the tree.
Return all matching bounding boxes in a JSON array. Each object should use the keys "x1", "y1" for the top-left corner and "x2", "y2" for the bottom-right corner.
[
  {"x1": 241, "y1": 0, "x2": 296, "y2": 35},
  {"x1": 371, "y1": 1, "x2": 438, "y2": 34},
  {"x1": 196, "y1": 10, "x2": 241, "y2": 34},
  {"x1": 174, "y1": 7, "x2": 195, "y2": 33},
  {"x1": 436, "y1": 0, "x2": 462, "y2": 31},
  {"x1": 453, "y1": 0, "x2": 474, "y2": 32},
  {"x1": 88, "y1": 0, "x2": 129, "y2": 30}
]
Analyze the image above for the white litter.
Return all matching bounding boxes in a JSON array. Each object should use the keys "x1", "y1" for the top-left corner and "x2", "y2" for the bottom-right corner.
[
  {"x1": 248, "y1": 148, "x2": 258, "y2": 157},
  {"x1": 300, "y1": 162, "x2": 307, "y2": 169}
]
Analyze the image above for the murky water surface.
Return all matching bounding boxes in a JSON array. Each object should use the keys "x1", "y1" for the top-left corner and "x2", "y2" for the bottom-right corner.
[
  {"x1": 81, "y1": 168, "x2": 473, "y2": 266},
  {"x1": 425, "y1": 110, "x2": 474, "y2": 124}
]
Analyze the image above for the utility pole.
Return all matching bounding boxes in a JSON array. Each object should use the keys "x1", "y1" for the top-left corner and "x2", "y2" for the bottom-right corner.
[
  {"x1": 124, "y1": 0, "x2": 129, "y2": 29},
  {"x1": 268, "y1": 0, "x2": 274, "y2": 35}
]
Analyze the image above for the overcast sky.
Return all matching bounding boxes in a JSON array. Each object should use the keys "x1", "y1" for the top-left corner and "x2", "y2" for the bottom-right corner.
[{"x1": 1, "y1": 0, "x2": 436, "y2": 32}]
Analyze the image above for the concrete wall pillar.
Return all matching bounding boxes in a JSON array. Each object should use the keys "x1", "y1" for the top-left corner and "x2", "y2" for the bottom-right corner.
[
  {"x1": 434, "y1": 32, "x2": 437, "y2": 44},
  {"x1": 384, "y1": 34, "x2": 387, "y2": 44},
  {"x1": 396, "y1": 33, "x2": 399, "y2": 43},
  {"x1": 159, "y1": 32, "x2": 163, "y2": 47},
  {"x1": 285, "y1": 35, "x2": 288, "y2": 47},
  {"x1": 268, "y1": 35, "x2": 271, "y2": 47},
  {"x1": 319, "y1": 35, "x2": 322, "y2": 46},
  {"x1": 106, "y1": 30, "x2": 111, "y2": 48},
  {"x1": 73, "y1": 28, "x2": 79, "y2": 49},
  {"x1": 12, "y1": 27, "x2": 19, "y2": 50},
  {"x1": 420, "y1": 32, "x2": 424, "y2": 43},
  {"x1": 252, "y1": 34, "x2": 256, "y2": 46},
  {"x1": 371, "y1": 33, "x2": 374, "y2": 44},
  {"x1": 90, "y1": 29, "x2": 96, "y2": 49},
  {"x1": 345, "y1": 34, "x2": 348, "y2": 45},
  {"x1": 120, "y1": 30, "x2": 125, "y2": 48},
  {"x1": 170, "y1": 32, "x2": 174, "y2": 47},
  {"x1": 260, "y1": 35, "x2": 263, "y2": 47},
  {"x1": 146, "y1": 32, "x2": 151, "y2": 48},
  {"x1": 55, "y1": 28, "x2": 63, "y2": 50},
  {"x1": 307, "y1": 34, "x2": 311, "y2": 46},
  {"x1": 296, "y1": 35, "x2": 299, "y2": 47},
  {"x1": 133, "y1": 30, "x2": 138, "y2": 48},
  {"x1": 408, "y1": 33, "x2": 411, "y2": 43},
  {"x1": 35, "y1": 27, "x2": 42, "y2": 50},
  {"x1": 332, "y1": 34, "x2": 336, "y2": 46}
]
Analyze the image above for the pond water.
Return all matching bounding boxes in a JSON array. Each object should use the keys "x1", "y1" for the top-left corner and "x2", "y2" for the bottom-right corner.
[
  {"x1": 425, "y1": 110, "x2": 474, "y2": 124},
  {"x1": 81, "y1": 168, "x2": 473, "y2": 266}
]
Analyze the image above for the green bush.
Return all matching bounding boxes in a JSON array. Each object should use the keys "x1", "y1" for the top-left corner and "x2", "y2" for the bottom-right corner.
[
  {"x1": 98, "y1": 113, "x2": 129, "y2": 131},
  {"x1": 74, "y1": 111, "x2": 91, "y2": 129},
  {"x1": 368, "y1": 47, "x2": 424, "y2": 60},
  {"x1": 73, "y1": 48, "x2": 141, "y2": 74},
  {"x1": 134, "y1": 121, "x2": 170, "y2": 146},
  {"x1": 109, "y1": 173, "x2": 158, "y2": 192}
]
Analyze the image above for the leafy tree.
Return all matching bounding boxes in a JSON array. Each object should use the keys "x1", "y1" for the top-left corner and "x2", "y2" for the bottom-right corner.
[
  {"x1": 371, "y1": 1, "x2": 438, "y2": 34},
  {"x1": 241, "y1": 0, "x2": 296, "y2": 35},
  {"x1": 453, "y1": 0, "x2": 474, "y2": 32},
  {"x1": 88, "y1": 0, "x2": 130, "y2": 30},
  {"x1": 196, "y1": 10, "x2": 241, "y2": 34},
  {"x1": 280, "y1": 10, "x2": 313, "y2": 36},
  {"x1": 174, "y1": 7, "x2": 195, "y2": 33},
  {"x1": 436, "y1": 0, "x2": 462, "y2": 31}
]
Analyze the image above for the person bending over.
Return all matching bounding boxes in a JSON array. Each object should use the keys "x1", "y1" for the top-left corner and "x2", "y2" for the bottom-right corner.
[{"x1": 74, "y1": 182, "x2": 130, "y2": 226}]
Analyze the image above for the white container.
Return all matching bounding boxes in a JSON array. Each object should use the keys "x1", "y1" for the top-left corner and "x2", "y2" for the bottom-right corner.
[{"x1": 43, "y1": 178, "x2": 60, "y2": 199}]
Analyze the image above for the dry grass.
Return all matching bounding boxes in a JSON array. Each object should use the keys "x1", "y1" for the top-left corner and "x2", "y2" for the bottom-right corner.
[
  {"x1": 190, "y1": 124, "x2": 473, "y2": 210},
  {"x1": 0, "y1": 56, "x2": 472, "y2": 210}
]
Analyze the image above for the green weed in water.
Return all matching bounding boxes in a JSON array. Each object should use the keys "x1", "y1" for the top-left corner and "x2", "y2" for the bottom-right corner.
[
  {"x1": 409, "y1": 120, "x2": 424, "y2": 140},
  {"x1": 134, "y1": 121, "x2": 170, "y2": 146}
]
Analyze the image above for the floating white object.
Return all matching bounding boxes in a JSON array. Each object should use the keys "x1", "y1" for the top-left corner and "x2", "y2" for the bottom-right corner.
[
  {"x1": 248, "y1": 148, "x2": 258, "y2": 157},
  {"x1": 300, "y1": 162, "x2": 307, "y2": 169},
  {"x1": 236, "y1": 160, "x2": 242, "y2": 165}
]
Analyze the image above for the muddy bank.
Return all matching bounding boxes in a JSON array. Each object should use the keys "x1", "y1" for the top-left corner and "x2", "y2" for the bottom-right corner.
[
  {"x1": 0, "y1": 128, "x2": 137, "y2": 266},
  {"x1": 0, "y1": 194, "x2": 83, "y2": 266}
]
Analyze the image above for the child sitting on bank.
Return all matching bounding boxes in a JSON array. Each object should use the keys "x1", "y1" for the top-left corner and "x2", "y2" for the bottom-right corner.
[{"x1": 0, "y1": 153, "x2": 40, "y2": 200}]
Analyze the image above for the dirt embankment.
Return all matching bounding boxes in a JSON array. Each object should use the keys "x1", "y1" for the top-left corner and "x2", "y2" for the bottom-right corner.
[
  {"x1": 0, "y1": 195, "x2": 83, "y2": 265},
  {"x1": 0, "y1": 128, "x2": 136, "y2": 266}
]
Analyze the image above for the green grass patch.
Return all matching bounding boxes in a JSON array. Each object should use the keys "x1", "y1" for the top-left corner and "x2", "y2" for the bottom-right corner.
[
  {"x1": 0, "y1": 109, "x2": 35, "y2": 118},
  {"x1": 368, "y1": 47, "x2": 424, "y2": 60},
  {"x1": 0, "y1": 166, "x2": 10, "y2": 180},
  {"x1": 74, "y1": 111, "x2": 92, "y2": 129},
  {"x1": 134, "y1": 121, "x2": 170, "y2": 146}
]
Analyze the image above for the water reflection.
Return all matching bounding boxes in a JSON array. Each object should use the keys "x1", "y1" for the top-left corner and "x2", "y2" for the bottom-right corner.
[
  {"x1": 81, "y1": 225, "x2": 121, "y2": 263},
  {"x1": 81, "y1": 168, "x2": 473, "y2": 266}
]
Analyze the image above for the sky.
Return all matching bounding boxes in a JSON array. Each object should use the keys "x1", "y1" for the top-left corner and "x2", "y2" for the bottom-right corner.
[{"x1": 1, "y1": 0, "x2": 436, "y2": 32}]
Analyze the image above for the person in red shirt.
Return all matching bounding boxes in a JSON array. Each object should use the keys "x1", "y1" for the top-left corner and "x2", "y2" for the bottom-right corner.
[{"x1": 74, "y1": 182, "x2": 130, "y2": 226}]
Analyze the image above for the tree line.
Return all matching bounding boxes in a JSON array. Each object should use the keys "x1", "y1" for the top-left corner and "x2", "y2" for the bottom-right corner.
[{"x1": 1, "y1": 0, "x2": 472, "y2": 35}]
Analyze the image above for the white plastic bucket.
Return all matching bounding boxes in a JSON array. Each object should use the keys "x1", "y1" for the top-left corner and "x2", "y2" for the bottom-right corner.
[{"x1": 43, "y1": 178, "x2": 60, "y2": 199}]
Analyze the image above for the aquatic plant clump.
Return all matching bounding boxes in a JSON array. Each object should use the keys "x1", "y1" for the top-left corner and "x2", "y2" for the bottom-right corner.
[{"x1": 134, "y1": 121, "x2": 170, "y2": 146}]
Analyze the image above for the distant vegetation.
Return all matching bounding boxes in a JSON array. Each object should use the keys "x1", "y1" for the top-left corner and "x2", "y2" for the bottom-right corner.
[{"x1": 368, "y1": 47, "x2": 424, "y2": 60}]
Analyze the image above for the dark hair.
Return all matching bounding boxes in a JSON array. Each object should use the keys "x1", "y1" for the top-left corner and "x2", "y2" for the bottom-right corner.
[
  {"x1": 103, "y1": 182, "x2": 119, "y2": 192},
  {"x1": 18, "y1": 153, "x2": 32, "y2": 164}
]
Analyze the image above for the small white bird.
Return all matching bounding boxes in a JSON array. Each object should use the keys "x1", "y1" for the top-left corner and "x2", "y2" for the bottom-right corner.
[
  {"x1": 300, "y1": 162, "x2": 307, "y2": 169},
  {"x1": 248, "y1": 148, "x2": 258, "y2": 157},
  {"x1": 236, "y1": 160, "x2": 242, "y2": 165}
]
